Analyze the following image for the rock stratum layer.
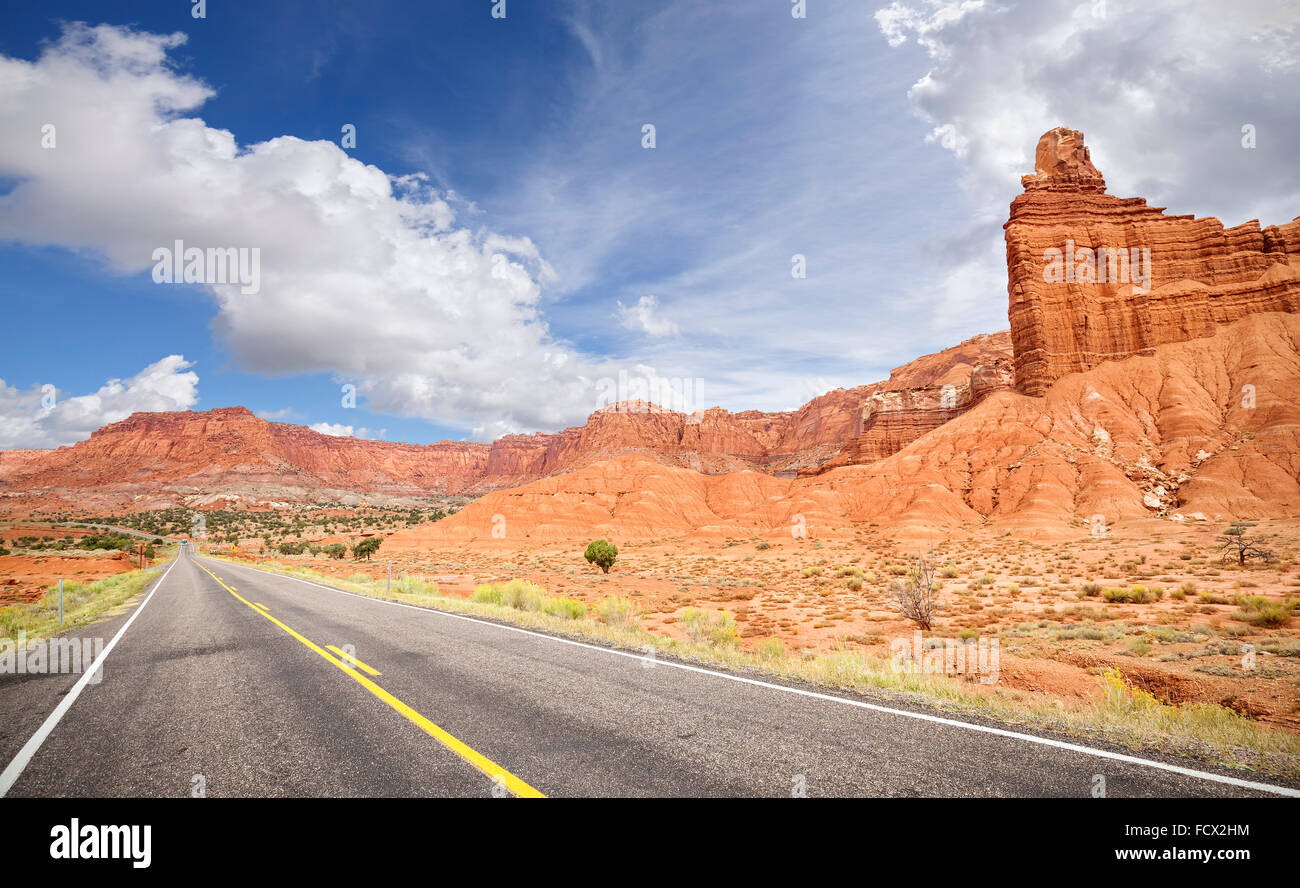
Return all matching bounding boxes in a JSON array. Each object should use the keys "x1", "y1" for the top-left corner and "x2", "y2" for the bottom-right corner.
[{"x1": 1008, "y1": 127, "x2": 1300, "y2": 396}]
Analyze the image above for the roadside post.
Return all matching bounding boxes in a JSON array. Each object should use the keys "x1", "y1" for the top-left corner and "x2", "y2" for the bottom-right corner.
[
  {"x1": 58, "y1": 578, "x2": 63, "y2": 625},
  {"x1": 387, "y1": 559, "x2": 392, "y2": 594}
]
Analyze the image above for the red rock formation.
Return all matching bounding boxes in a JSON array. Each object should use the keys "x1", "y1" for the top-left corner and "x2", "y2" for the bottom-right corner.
[
  {"x1": 1006, "y1": 127, "x2": 1300, "y2": 395},
  {"x1": 801, "y1": 333, "x2": 1014, "y2": 474},
  {"x1": 0, "y1": 332, "x2": 1013, "y2": 513},
  {"x1": 395, "y1": 312, "x2": 1300, "y2": 545}
]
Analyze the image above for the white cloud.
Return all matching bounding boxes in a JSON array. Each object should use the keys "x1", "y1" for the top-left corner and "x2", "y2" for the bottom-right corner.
[
  {"x1": 873, "y1": 0, "x2": 1300, "y2": 344},
  {"x1": 0, "y1": 23, "x2": 604, "y2": 439},
  {"x1": 0, "y1": 355, "x2": 199, "y2": 449},
  {"x1": 309, "y1": 422, "x2": 386, "y2": 440},
  {"x1": 616, "y1": 295, "x2": 680, "y2": 338},
  {"x1": 875, "y1": 0, "x2": 1300, "y2": 223}
]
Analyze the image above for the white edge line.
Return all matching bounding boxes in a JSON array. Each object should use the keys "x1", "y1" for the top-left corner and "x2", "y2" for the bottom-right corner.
[
  {"x1": 0, "y1": 557, "x2": 179, "y2": 797},
  {"x1": 207, "y1": 556, "x2": 1300, "y2": 798}
]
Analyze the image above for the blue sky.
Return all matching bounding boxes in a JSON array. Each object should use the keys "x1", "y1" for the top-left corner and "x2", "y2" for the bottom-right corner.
[{"x1": 1, "y1": 1, "x2": 1297, "y2": 448}]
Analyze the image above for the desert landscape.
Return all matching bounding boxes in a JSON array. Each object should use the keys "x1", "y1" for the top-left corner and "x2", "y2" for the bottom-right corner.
[{"x1": 3, "y1": 128, "x2": 1298, "y2": 769}]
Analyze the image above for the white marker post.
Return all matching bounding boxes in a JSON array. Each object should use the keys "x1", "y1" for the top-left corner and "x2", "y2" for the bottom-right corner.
[
  {"x1": 387, "y1": 560, "x2": 391, "y2": 594},
  {"x1": 58, "y1": 579, "x2": 63, "y2": 625}
]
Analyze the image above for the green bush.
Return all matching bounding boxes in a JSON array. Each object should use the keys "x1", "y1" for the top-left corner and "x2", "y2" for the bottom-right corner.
[
  {"x1": 584, "y1": 539, "x2": 618, "y2": 574},
  {"x1": 351, "y1": 536, "x2": 382, "y2": 560}
]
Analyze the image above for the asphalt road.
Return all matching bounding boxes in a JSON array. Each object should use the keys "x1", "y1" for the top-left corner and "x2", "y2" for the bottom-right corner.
[{"x1": 1, "y1": 547, "x2": 1296, "y2": 798}]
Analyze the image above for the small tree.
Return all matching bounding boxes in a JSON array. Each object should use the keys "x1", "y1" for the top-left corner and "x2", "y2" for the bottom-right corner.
[
  {"x1": 352, "y1": 536, "x2": 382, "y2": 561},
  {"x1": 1217, "y1": 521, "x2": 1274, "y2": 565},
  {"x1": 891, "y1": 552, "x2": 940, "y2": 630},
  {"x1": 584, "y1": 539, "x2": 618, "y2": 574},
  {"x1": 324, "y1": 543, "x2": 347, "y2": 560}
]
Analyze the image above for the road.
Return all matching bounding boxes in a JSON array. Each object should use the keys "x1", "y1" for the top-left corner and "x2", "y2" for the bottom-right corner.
[{"x1": 1, "y1": 546, "x2": 1296, "y2": 798}]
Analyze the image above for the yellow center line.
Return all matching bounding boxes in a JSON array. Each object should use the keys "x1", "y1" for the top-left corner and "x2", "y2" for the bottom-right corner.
[
  {"x1": 195, "y1": 561, "x2": 544, "y2": 798},
  {"x1": 325, "y1": 645, "x2": 383, "y2": 676}
]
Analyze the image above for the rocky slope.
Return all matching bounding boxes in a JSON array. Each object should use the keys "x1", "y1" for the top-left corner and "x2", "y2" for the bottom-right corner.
[
  {"x1": 392, "y1": 311, "x2": 1300, "y2": 545},
  {"x1": 1007, "y1": 127, "x2": 1300, "y2": 395}
]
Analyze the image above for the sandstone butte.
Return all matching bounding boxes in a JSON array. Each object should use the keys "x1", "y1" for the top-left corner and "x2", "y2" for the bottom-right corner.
[
  {"x1": 3, "y1": 128, "x2": 1300, "y2": 543},
  {"x1": 1008, "y1": 126, "x2": 1300, "y2": 395}
]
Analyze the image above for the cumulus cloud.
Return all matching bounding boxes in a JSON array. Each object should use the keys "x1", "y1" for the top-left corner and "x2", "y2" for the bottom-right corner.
[
  {"x1": 309, "y1": 422, "x2": 386, "y2": 440},
  {"x1": 875, "y1": 0, "x2": 1300, "y2": 222},
  {"x1": 874, "y1": 0, "x2": 1300, "y2": 340},
  {"x1": 616, "y1": 295, "x2": 680, "y2": 338},
  {"x1": 0, "y1": 22, "x2": 604, "y2": 439},
  {"x1": 0, "y1": 355, "x2": 199, "y2": 449}
]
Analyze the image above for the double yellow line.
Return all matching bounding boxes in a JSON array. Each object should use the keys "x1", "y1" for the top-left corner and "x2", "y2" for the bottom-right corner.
[{"x1": 196, "y1": 562, "x2": 544, "y2": 798}]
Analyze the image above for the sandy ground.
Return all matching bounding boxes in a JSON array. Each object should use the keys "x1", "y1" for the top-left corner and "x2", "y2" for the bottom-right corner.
[
  {"x1": 221, "y1": 518, "x2": 1300, "y2": 731},
  {"x1": 0, "y1": 523, "x2": 148, "y2": 603}
]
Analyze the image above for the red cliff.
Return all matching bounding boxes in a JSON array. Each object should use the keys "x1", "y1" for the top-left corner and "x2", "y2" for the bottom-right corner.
[{"x1": 1006, "y1": 127, "x2": 1300, "y2": 395}]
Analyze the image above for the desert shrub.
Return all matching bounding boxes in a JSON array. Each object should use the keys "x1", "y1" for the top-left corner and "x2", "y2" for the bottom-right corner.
[
  {"x1": 941, "y1": 564, "x2": 960, "y2": 579},
  {"x1": 1104, "y1": 585, "x2": 1159, "y2": 604},
  {"x1": 754, "y1": 637, "x2": 786, "y2": 660},
  {"x1": 891, "y1": 553, "x2": 940, "y2": 629},
  {"x1": 472, "y1": 584, "x2": 503, "y2": 605},
  {"x1": 803, "y1": 567, "x2": 823, "y2": 577},
  {"x1": 680, "y1": 608, "x2": 738, "y2": 647},
  {"x1": 755, "y1": 541, "x2": 771, "y2": 551},
  {"x1": 1097, "y1": 667, "x2": 1162, "y2": 713},
  {"x1": 473, "y1": 579, "x2": 552, "y2": 612},
  {"x1": 1233, "y1": 602, "x2": 1290, "y2": 627},
  {"x1": 846, "y1": 577, "x2": 863, "y2": 591},
  {"x1": 595, "y1": 595, "x2": 641, "y2": 630},
  {"x1": 1082, "y1": 582, "x2": 1102, "y2": 596},
  {"x1": 541, "y1": 596, "x2": 586, "y2": 619},
  {"x1": 323, "y1": 543, "x2": 347, "y2": 559},
  {"x1": 584, "y1": 539, "x2": 618, "y2": 574}
]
